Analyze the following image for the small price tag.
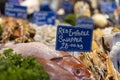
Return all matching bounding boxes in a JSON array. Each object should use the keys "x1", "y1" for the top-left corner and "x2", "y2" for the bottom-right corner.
[
  {"x1": 55, "y1": 24, "x2": 94, "y2": 52},
  {"x1": 8, "y1": 0, "x2": 23, "y2": 4},
  {"x1": 40, "y1": 3, "x2": 52, "y2": 11},
  {"x1": 100, "y1": 2, "x2": 116, "y2": 14},
  {"x1": 33, "y1": 11, "x2": 55, "y2": 26},
  {"x1": 76, "y1": 17, "x2": 94, "y2": 29},
  {"x1": 5, "y1": 3, "x2": 27, "y2": 19},
  {"x1": 60, "y1": 0, "x2": 73, "y2": 13}
]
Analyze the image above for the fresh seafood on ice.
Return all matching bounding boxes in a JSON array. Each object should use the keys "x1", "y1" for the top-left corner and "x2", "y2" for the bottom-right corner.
[{"x1": 31, "y1": 24, "x2": 57, "y2": 48}]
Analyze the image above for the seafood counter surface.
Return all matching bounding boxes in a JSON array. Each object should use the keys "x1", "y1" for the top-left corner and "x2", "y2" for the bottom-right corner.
[{"x1": 0, "y1": 17, "x2": 120, "y2": 80}]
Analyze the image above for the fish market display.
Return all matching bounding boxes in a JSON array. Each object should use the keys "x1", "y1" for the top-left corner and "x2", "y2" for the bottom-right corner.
[
  {"x1": 28, "y1": 18, "x2": 120, "y2": 80},
  {"x1": 31, "y1": 23, "x2": 120, "y2": 79},
  {"x1": 1, "y1": 0, "x2": 120, "y2": 80},
  {"x1": 1, "y1": 42, "x2": 92, "y2": 80}
]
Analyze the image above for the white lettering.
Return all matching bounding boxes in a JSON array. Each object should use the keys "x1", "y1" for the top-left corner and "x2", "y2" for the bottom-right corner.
[
  {"x1": 69, "y1": 30, "x2": 90, "y2": 36},
  {"x1": 60, "y1": 42, "x2": 69, "y2": 49},
  {"x1": 58, "y1": 28, "x2": 64, "y2": 34},
  {"x1": 58, "y1": 35, "x2": 63, "y2": 42}
]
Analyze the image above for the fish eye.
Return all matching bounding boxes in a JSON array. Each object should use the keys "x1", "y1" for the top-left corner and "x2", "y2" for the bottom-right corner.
[{"x1": 76, "y1": 69, "x2": 81, "y2": 74}]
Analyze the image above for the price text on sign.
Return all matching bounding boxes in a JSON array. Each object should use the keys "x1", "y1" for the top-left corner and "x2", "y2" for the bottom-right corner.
[
  {"x1": 56, "y1": 25, "x2": 93, "y2": 52},
  {"x1": 100, "y1": 2, "x2": 116, "y2": 14},
  {"x1": 76, "y1": 17, "x2": 94, "y2": 29},
  {"x1": 61, "y1": 0, "x2": 73, "y2": 13},
  {"x1": 5, "y1": 3, "x2": 27, "y2": 19},
  {"x1": 33, "y1": 11, "x2": 55, "y2": 26},
  {"x1": 8, "y1": 0, "x2": 23, "y2": 4}
]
